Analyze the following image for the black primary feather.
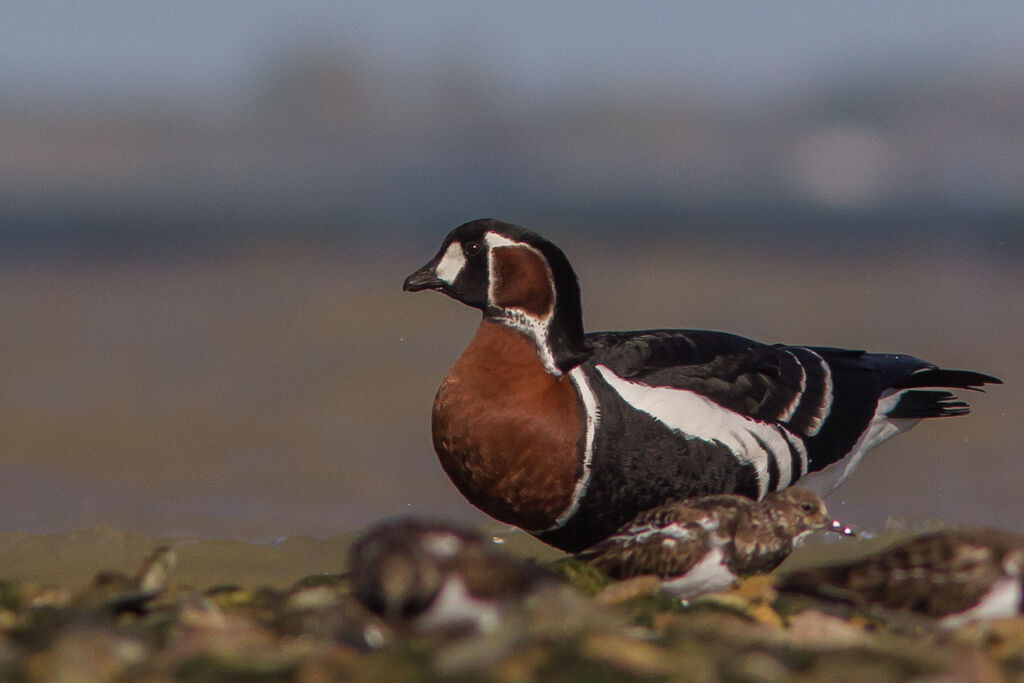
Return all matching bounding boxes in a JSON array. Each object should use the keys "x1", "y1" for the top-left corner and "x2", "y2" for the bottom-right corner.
[
  {"x1": 888, "y1": 390, "x2": 971, "y2": 419},
  {"x1": 895, "y1": 367, "x2": 1002, "y2": 391}
]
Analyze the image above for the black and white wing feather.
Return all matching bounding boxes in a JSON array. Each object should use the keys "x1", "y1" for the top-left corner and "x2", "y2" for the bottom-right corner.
[
  {"x1": 584, "y1": 329, "x2": 1000, "y2": 490},
  {"x1": 586, "y1": 330, "x2": 841, "y2": 439}
]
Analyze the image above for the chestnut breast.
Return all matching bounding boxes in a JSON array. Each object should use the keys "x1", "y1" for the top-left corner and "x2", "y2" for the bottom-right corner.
[{"x1": 432, "y1": 320, "x2": 584, "y2": 531}]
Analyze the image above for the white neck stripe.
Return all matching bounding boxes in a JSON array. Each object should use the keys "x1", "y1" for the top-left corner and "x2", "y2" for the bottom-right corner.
[{"x1": 544, "y1": 366, "x2": 599, "y2": 529}]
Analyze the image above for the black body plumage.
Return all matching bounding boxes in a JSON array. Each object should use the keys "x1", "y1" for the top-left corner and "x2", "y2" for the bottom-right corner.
[{"x1": 538, "y1": 331, "x2": 998, "y2": 551}]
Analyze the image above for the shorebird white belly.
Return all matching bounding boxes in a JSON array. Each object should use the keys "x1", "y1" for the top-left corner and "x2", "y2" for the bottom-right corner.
[
  {"x1": 939, "y1": 576, "x2": 1023, "y2": 629},
  {"x1": 657, "y1": 546, "x2": 737, "y2": 599}
]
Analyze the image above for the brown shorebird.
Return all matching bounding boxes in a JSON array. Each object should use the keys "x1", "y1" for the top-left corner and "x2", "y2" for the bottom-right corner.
[
  {"x1": 778, "y1": 528, "x2": 1024, "y2": 628},
  {"x1": 577, "y1": 488, "x2": 853, "y2": 599},
  {"x1": 349, "y1": 518, "x2": 556, "y2": 633}
]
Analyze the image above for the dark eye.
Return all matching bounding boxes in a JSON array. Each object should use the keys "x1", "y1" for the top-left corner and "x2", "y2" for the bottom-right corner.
[
  {"x1": 800, "y1": 502, "x2": 814, "y2": 512},
  {"x1": 463, "y1": 241, "x2": 482, "y2": 256}
]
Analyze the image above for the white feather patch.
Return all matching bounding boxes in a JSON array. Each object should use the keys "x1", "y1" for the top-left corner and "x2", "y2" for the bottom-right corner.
[
  {"x1": 596, "y1": 365, "x2": 806, "y2": 499},
  {"x1": 658, "y1": 545, "x2": 737, "y2": 598},
  {"x1": 939, "y1": 576, "x2": 1023, "y2": 628},
  {"x1": 483, "y1": 232, "x2": 520, "y2": 249},
  {"x1": 414, "y1": 576, "x2": 501, "y2": 633},
  {"x1": 799, "y1": 389, "x2": 918, "y2": 495},
  {"x1": 435, "y1": 242, "x2": 466, "y2": 285}
]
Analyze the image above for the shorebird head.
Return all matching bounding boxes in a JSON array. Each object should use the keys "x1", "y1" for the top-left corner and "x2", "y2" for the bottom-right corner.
[
  {"x1": 349, "y1": 521, "x2": 449, "y2": 621},
  {"x1": 767, "y1": 488, "x2": 856, "y2": 543},
  {"x1": 404, "y1": 219, "x2": 588, "y2": 374}
]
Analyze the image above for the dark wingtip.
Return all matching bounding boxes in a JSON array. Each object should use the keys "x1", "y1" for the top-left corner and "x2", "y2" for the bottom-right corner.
[
  {"x1": 888, "y1": 390, "x2": 976, "y2": 419},
  {"x1": 897, "y1": 368, "x2": 1003, "y2": 391}
]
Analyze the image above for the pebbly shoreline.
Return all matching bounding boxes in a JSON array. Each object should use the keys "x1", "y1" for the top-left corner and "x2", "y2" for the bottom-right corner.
[{"x1": 0, "y1": 526, "x2": 1021, "y2": 681}]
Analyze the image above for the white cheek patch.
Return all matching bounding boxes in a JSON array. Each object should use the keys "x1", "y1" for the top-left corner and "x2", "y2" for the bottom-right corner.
[{"x1": 435, "y1": 242, "x2": 466, "y2": 285}]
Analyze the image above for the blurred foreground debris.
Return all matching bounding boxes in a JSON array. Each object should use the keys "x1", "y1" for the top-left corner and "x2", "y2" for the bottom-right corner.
[{"x1": 0, "y1": 529, "x2": 1021, "y2": 681}]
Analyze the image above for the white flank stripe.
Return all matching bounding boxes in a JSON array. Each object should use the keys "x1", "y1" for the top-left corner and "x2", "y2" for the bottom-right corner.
[
  {"x1": 596, "y1": 365, "x2": 800, "y2": 499},
  {"x1": 799, "y1": 389, "x2": 917, "y2": 496},
  {"x1": 435, "y1": 242, "x2": 466, "y2": 284},
  {"x1": 804, "y1": 350, "x2": 833, "y2": 436},
  {"x1": 777, "y1": 350, "x2": 806, "y2": 423},
  {"x1": 547, "y1": 366, "x2": 599, "y2": 529}
]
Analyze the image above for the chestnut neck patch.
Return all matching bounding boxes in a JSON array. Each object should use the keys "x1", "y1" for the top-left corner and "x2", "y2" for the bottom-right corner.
[{"x1": 489, "y1": 245, "x2": 555, "y2": 318}]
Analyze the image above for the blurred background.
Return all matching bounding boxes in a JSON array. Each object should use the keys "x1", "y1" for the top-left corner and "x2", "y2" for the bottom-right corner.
[{"x1": 1, "y1": 1, "x2": 1020, "y2": 542}]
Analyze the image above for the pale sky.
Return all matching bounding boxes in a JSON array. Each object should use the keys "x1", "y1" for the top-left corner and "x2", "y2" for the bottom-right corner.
[{"x1": 2, "y1": 1, "x2": 1022, "y2": 100}]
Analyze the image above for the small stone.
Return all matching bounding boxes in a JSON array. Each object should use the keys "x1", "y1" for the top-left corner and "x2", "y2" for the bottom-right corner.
[
  {"x1": 291, "y1": 573, "x2": 348, "y2": 590},
  {"x1": 690, "y1": 591, "x2": 759, "y2": 618},
  {"x1": 728, "y1": 651, "x2": 792, "y2": 683},
  {"x1": 785, "y1": 610, "x2": 869, "y2": 648},
  {"x1": 748, "y1": 603, "x2": 785, "y2": 630},
  {"x1": 491, "y1": 646, "x2": 550, "y2": 683},
  {"x1": 0, "y1": 610, "x2": 17, "y2": 631},
  {"x1": 917, "y1": 647, "x2": 1006, "y2": 683},
  {"x1": 957, "y1": 617, "x2": 1024, "y2": 661},
  {"x1": 732, "y1": 574, "x2": 778, "y2": 603},
  {"x1": 277, "y1": 595, "x2": 393, "y2": 651},
  {"x1": 579, "y1": 633, "x2": 679, "y2": 677},
  {"x1": 26, "y1": 585, "x2": 72, "y2": 610},
  {"x1": 285, "y1": 586, "x2": 340, "y2": 612},
  {"x1": 594, "y1": 575, "x2": 661, "y2": 605},
  {"x1": 27, "y1": 627, "x2": 147, "y2": 683},
  {"x1": 177, "y1": 596, "x2": 227, "y2": 630}
]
